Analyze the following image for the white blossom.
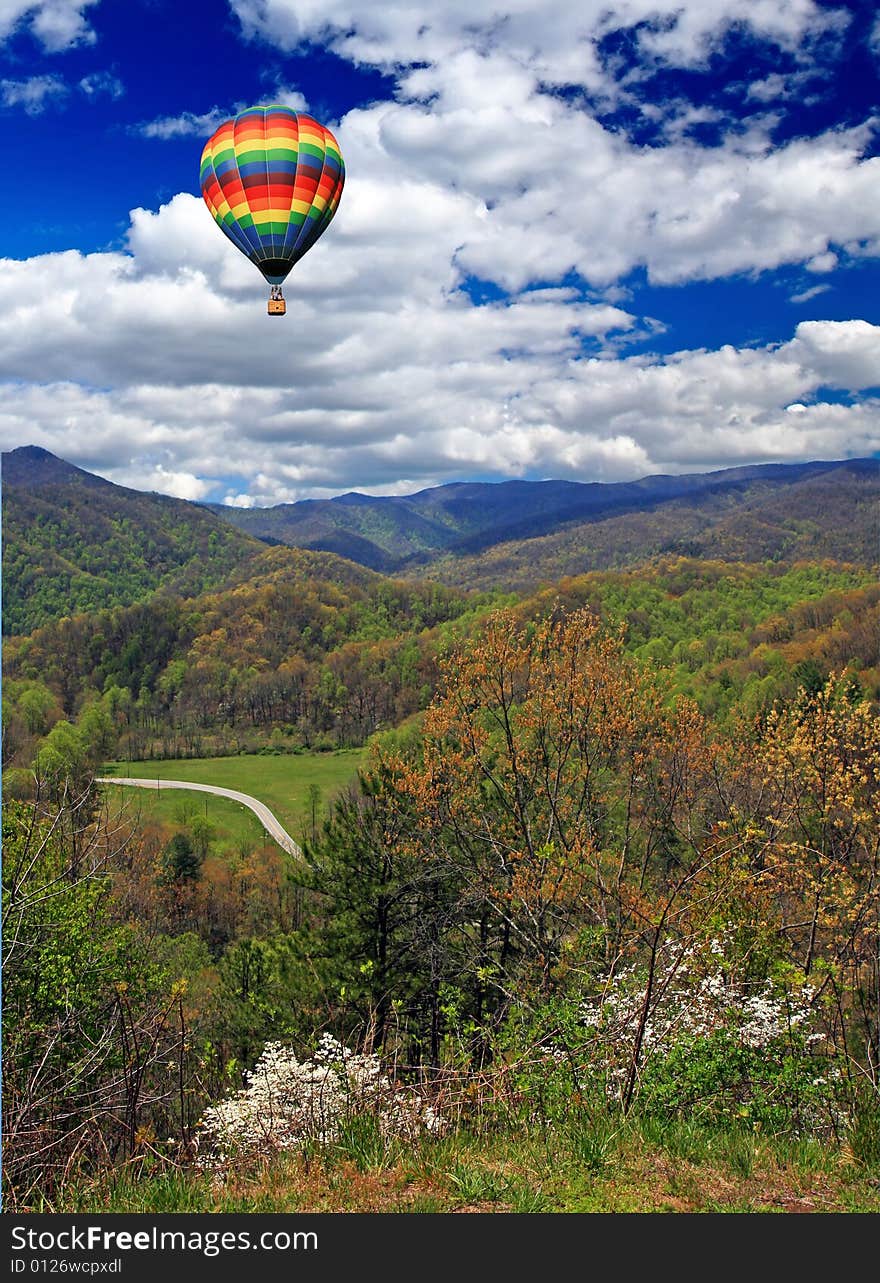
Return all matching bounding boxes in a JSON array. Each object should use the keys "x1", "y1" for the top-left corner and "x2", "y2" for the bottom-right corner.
[
  {"x1": 567, "y1": 935, "x2": 827, "y2": 1105},
  {"x1": 197, "y1": 1034, "x2": 443, "y2": 1166}
]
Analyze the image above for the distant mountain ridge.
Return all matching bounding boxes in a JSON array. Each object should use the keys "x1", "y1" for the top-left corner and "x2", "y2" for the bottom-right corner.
[
  {"x1": 3, "y1": 444, "x2": 120, "y2": 491},
  {"x1": 420, "y1": 460, "x2": 880, "y2": 592},
  {"x1": 207, "y1": 457, "x2": 879, "y2": 573}
]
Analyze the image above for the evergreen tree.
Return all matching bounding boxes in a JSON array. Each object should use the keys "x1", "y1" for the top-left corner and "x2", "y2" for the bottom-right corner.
[{"x1": 161, "y1": 831, "x2": 202, "y2": 883}]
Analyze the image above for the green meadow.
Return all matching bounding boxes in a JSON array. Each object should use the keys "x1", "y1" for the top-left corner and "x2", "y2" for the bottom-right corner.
[{"x1": 100, "y1": 748, "x2": 365, "y2": 851}]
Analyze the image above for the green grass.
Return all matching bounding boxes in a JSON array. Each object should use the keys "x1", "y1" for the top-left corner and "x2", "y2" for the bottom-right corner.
[
  {"x1": 100, "y1": 749, "x2": 365, "y2": 852},
  {"x1": 49, "y1": 1113, "x2": 880, "y2": 1214}
]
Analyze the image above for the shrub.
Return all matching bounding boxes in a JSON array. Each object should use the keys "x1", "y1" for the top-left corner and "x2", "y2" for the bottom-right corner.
[
  {"x1": 505, "y1": 941, "x2": 848, "y2": 1139},
  {"x1": 197, "y1": 1035, "x2": 443, "y2": 1166}
]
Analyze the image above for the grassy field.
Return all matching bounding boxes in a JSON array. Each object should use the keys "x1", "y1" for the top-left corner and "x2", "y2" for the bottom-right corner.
[
  {"x1": 100, "y1": 749, "x2": 365, "y2": 852},
  {"x1": 54, "y1": 1114, "x2": 879, "y2": 1214}
]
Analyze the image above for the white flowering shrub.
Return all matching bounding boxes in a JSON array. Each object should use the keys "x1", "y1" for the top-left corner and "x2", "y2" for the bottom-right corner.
[
  {"x1": 513, "y1": 939, "x2": 845, "y2": 1135},
  {"x1": 579, "y1": 949, "x2": 820, "y2": 1062},
  {"x1": 198, "y1": 1034, "x2": 443, "y2": 1164}
]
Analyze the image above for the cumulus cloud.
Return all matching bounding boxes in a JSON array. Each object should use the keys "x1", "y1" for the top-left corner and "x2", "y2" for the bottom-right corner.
[
  {"x1": 1, "y1": 68, "x2": 124, "y2": 113},
  {"x1": 78, "y1": 70, "x2": 124, "y2": 99},
  {"x1": 744, "y1": 68, "x2": 822, "y2": 104},
  {"x1": 0, "y1": 190, "x2": 877, "y2": 503},
  {"x1": 137, "y1": 108, "x2": 235, "y2": 140},
  {"x1": 118, "y1": 464, "x2": 217, "y2": 501},
  {"x1": 787, "y1": 319, "x2": 880, "y2": 391},
  {"x1": 215, "y1": 1, "x2": 879, "y2": 294},
  {"x1": 806, "y1": 251, "x2": 838, "y2": 273},
  {"x1": 136, "y1": 92, "x2": 307, "y2": 140},
  {"x1": 342, "y1": 82, "x2": 879, "y2": 291},
  {"x1": 228, "y1": 0, "x2": 843, "y2": 85},
  {"x1": 0, "y1": 0, "x2": 100, "y2": 51},
  {"x1": 0, "y1": 0, "x2": 877, "y2": 502},
  {"x1": 258, "y1": 85, "x2": 307, "y2": 112}
]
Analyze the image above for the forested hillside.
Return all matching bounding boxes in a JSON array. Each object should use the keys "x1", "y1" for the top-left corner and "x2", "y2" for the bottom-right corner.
[
  {"x1": 5, "y1": 450, "x2": 875, "y2": 637},
  {"x1": 212, "y1": 457, "x2": 877, "y2": 576},
  {"x1": 2, "y1": 446, "x2": 266, "y2": 635},
  {"x1": 3, "y1": 448, "x2": 879, "y2": 1213},
  {"x1": 4, "y1": 551, "x2": 875, "y2": 787},
  {"x1": 422, "y1": 460, "x2": 880, "y2": 591},
  {"x1": 2, "y1": 546, "x2": 494, "y2": 773}
]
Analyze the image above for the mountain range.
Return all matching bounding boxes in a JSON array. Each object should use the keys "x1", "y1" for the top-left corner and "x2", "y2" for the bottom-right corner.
[
  {"x1": 206, "y1": 457, "x2": 879, "y2": 575},
  {"x1": 2, "y1": 445, "x2": 877, "y2": 635}
]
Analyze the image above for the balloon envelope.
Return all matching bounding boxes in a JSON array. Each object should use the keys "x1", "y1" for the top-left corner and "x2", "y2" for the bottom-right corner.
[{"x1": 199, "y1": 105, "x2": 345, "y2": 285}]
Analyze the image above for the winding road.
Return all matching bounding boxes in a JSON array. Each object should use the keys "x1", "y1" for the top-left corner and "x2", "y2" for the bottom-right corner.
[{"x1": 97, "y1": 777, "x2": 303, "y2": 858}]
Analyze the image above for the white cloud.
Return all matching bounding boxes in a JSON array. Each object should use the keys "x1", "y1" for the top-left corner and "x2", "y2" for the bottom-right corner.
[
  {"x1": 790, "y1": 283, "x2": 830, "y2": 304},
  {"x1": 79, "y1": 70, "x2": 124, "y2": 99},
  {"x1": 0, "y1": 191, "x2": 877, "y2": 502},
  {"x1": 228, "y1": 1, "x2": 843, "y2": 84},
  {"x1": 137, "y1": 92, "x2": 308, "y2": 140},
  {"x1": 137, "y1": 108, "x2": 234, "y2": 140},
  {"x1": 744, "y1": 68, "x2": 821, "y2": 104},
  {"x1": 258, "y1": 85, "x2": 308, "y2": 112},
  {"x1": 0, "y1": 0, "x2": 100, "y2": 51},
  {"x1": 1, "y1": 73, "x2": 67, "y2": 111},
  {"x1": 352, "y1": 82, "x2": 880, "y2": 290},
  {"x1": 116, "y1": 464, "x2": 216, "y2": 501},
  {"x1": 806, "y1": 251, "x2": 838, "y2": 273},
  {"x1": 215, "y1": 3, "x2": 880, "y2": 295},
  {"x1": 787, "y1": 319, "x2": 880, "y2": 391},
  {"x1": 746, "y1": 74, "x2": 789, "y2": 103},
  {"x1": 0, "y1": 1, "x2": 877, "y2": 503},
  {"x1": 1, "y1": 69, "x2": 125, "y2": 113}
]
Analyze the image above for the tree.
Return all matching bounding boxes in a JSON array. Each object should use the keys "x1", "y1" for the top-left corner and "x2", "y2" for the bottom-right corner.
[
  {"x1": 214, "y1": 935, "x2": 313, "y2": 1067},
  {"x1": 741, "y1": 676, "x2": 880, "y2": 1080},
  {"x1": 305, "y1": 770, "x2": 460, "y2": 1063},
  {"x1": 404, "y1": 607, "x2": 746, "y2": 1093},
  {"x1": 34, "y1": 720, "x2": 89, "y2": 799},
  {"x1": 161, "y1": 832, "x2": 203, "y2": 883},
  {"x1": 402, "y1": 607, "x2": 683, "y2": 988},
  {"x1": 18, "y1": 682, "x2": 58, "y2": 735},
  {"x1": 792, "y1": 658, "x2": 825, "y2": 698},
  {"x1": 2, "y1": 797, "x2": 183, "y2": 1206}
]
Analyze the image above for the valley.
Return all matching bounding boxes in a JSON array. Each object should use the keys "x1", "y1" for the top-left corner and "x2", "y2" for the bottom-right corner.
[{"x1": 3, "y1": 445, "x2": 878, "y2": 1215}]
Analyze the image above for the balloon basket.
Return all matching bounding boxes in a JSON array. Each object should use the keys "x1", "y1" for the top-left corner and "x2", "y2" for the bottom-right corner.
[{"x1": 268, "y1": 298, "x2": 287, "y2": 315}]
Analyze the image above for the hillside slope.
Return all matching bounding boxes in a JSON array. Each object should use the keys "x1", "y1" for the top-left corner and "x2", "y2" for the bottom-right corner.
[
  {"x1": 420, "y1": 460, "x2": 880, "y2": 591},
  {"x1": 207, "y1": 458, "x2": 878, "y2": 578},
  {"x1": 2, "y1": 446, "x2": 266, "y2": 635},
  {"x1": 5, "y1": 448, "x2": 876, "y2": 634}
]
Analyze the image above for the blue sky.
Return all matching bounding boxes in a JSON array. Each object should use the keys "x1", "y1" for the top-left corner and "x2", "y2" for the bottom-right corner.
[{"x1": 0, "y1": 0, "x2": 878, "y2": 504}]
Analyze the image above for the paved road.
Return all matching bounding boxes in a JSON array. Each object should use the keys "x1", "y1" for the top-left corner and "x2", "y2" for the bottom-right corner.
[{"x1": 97, "y1": 776, "x2": 303, "y2": 858}]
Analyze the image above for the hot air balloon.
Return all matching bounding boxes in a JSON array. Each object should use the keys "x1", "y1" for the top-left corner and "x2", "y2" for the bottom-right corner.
[{"x1": 199, "y1": 104, "x2": 345, "y2": 316}]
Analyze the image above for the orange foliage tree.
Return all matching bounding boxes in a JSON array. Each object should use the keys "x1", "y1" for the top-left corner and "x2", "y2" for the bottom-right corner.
[
  {"x1": 736, "y1": 676, "x2": 880, "y2": 1078},
  {"x1": 375, "y1": 608, "x2": 739, "y2": 1076}
]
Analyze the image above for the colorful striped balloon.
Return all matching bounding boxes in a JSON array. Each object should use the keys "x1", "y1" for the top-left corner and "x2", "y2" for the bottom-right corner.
[{"x1": 199, "y1": 104, "x2": 345, "y2": 286}]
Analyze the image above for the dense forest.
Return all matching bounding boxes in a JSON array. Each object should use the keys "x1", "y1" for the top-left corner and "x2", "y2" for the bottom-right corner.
[
  {"x1": 5, "y1": 448, "x2": 877, "y2": 634},
  {"x1": 2, "y1": 446, "x2": 264, "y2": 635},
  {"x1": 3, "y1": 550, "x2": 876, "y2": 784},
  {"x1": 2, "y1": 451, "x2": 878, "y2": 1212},
  {"x1": 423, "y1": 461, "x2": 880, "y2": 592}
]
